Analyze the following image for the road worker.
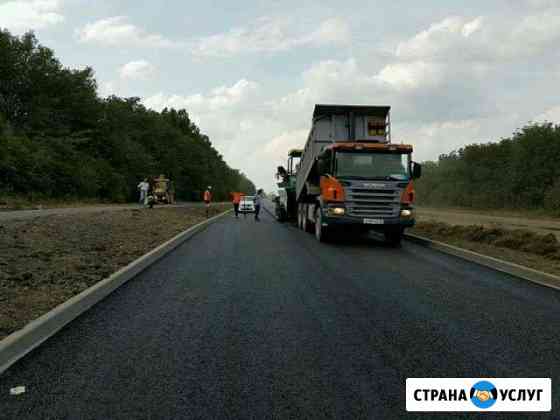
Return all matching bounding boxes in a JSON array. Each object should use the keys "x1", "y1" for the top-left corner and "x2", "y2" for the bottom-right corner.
[
  {"x1": 203, "y1": 186, "x2": 213, "y2": 218},
  {"x1": 230, "y1": 191, "x2": 243, "y2": 218},
  {"x1": 253, "y1": 189, "x2": 263, "y2": 221},
  {"x1": 137, "y1": 178, "x2": 150, "y2": 206}
]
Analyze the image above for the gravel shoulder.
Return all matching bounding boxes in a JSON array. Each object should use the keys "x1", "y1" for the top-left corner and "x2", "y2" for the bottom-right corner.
[
  {"x1": 412, "y1": 220, "x2": 560, "y2": 278},
  {"x1": 0, "y1": 205, "x2": 228, "y2": 339},
  {"x1": 0, "y1": 202, "x2": 212, "y2": 222},
  {"x1": 417, "y1": 207, "x2": 560, "y2": 239}
]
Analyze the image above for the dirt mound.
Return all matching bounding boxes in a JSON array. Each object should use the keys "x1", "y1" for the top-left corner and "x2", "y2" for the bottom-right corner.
[{"x1": 414, "y1": 222, "x2": 560, "y2": 259}]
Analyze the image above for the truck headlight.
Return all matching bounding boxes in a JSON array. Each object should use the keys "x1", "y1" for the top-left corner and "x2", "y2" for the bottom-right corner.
[
  {"x1": 400, "y1": 209, "x2": 412, "y2": 217},
  {"x1": 329, "y1": 207, "x2": 345, "y2": 216}
]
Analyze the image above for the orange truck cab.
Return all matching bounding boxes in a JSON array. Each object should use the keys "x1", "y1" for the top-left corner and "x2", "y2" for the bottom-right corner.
[{"x1": 294, "y1": 104, "x2": 422, "y2": 244}]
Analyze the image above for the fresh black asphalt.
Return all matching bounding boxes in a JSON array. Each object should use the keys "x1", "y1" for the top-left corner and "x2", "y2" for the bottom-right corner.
[{"x1": 1, "y1": 209, "x2": 559, "y2": 419}]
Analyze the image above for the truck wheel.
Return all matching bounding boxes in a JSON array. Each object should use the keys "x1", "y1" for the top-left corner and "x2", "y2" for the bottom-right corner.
[
  {"x1": 276, "y1": 208, "x2": 283, "y2": 222},
  {"x1": 384, "y1": 227, "x2": 403, "y2": 246},
  {"x1": 298, "y1": 204, "x2": 306, "y2": 230},
  {"x1": 302, "y1": 205, "x2": 312, "y2": 233},
  {"x1": 315, "y1": 208, "x2": 329, "y2": 242},
  {"x1": 276, "y1": 206, "x2": 286, "y2": 222},
  {"x1": 297, "y1": 205, "x2": 303, "y2": 229}
]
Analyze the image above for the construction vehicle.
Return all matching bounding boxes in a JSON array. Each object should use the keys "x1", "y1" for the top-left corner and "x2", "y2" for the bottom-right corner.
[
  {"x1": 274, "y1": 149, "x2": 302, "y2": 221},
  {"x1": 293, "y1": 104, "x2": 422, "y2": 244},
  {"x1": 150, "y1": 175, "x2": 175, "y2": 205}
]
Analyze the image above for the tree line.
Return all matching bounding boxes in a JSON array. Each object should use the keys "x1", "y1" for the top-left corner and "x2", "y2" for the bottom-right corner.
[
  {"x1": 0, "y1": 30, "x2": 255, "y2": 203},
  {"x1": 415, "y1": 122, "x2": 560, "y2": 213}
]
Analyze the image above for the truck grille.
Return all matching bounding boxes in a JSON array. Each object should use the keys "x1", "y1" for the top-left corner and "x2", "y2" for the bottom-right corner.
[{"x1": 345, "y1": 187, "x2": 400, "y2": 218}]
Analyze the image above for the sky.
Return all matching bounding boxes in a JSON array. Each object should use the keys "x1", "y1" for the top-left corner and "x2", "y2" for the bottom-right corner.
[{"x1": 2, "y1": 0, "x2": 560, "y2": 191}]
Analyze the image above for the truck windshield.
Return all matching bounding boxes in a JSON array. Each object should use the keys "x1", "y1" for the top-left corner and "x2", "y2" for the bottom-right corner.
[{"x1": 335, "y1": 151, "x2": 410, "y2": 180}]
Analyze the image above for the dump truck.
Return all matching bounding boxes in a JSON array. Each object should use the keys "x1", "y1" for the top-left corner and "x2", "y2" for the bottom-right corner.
[
  {"x1": 274, "y1": 149, "x2": 302, "y2": 222},
  {"x1": 294, "y1": 104, "x2": 422, "y2": 244}
]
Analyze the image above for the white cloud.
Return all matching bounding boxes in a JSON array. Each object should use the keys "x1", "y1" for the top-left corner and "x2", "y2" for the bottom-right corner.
[
  {"x1": 119, "y1": 60, "x2": 156, "y2": 80},
  {"x1": 76, "y1": 16, "x2": 177, "y2": 48},
  {"x1": 263, "y1": 130, "x2": 308, "y2": 157},
  {"x1": 509, "y1": 9, "x2": 560, "y2": 56},
  {"x1": 0, "y1": 0, "x2": 64, "y2": 33},
  {"x1": 395, "y1": 11, "x2": 560, "y2": 62},
  {"x1": 376, "y1": 61, "x2": 443, "y2": 90},
  {"x1": 144, "y1": 79, "x2": 298, "y2": 190},
  {"x1": 143, "y1": 6, "x2": 560, "y2": 191},
  {"x1": 396, "y1": 16, "x2": 487, "y2": 60},
  {"x1": 144, "y1": 79, "x2": 259, "y2": 112},
  {"x1": 534, "y1": 106, "x2": 560, "y2": 122},
  {"x1": 303, "y1": 18, "x2": 351, "y2": 45},
  {"x1": 461, "y1": 16, "x2": 484, "y2": 37},
  {"x1": 409, "y1": 119, "x2": 483, "y2": 161},
  {"x1": 508, "y1": 0, "x2": 560, "y2": 8},
  {"x1": 98, "y1": 81, "x2": 115, "y2": 97},
  {"x1": 273, "y1": 57, "x2": 480, "y2": 125},
  {"x1": 139, "y1": 45, "x2": 542, "y2": 191},
  {"x1": 190, "y1": 16, "x2": 350, "y2": 58}
]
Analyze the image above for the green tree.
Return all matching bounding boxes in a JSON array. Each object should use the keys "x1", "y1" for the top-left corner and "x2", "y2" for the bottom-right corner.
[
  {"x1": 0, "y1": 29, "x2": 255, "y2": 203},
  {"x1": 415, "y1": 122, "x2": 560, "y2": 211}
]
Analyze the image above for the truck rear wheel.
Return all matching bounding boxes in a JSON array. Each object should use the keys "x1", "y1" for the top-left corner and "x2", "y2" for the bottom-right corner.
[
  {"x1": 315, "y1": 208, "x2": 329, "y2": 242},
  {"x1": 302, "y1": 204, "x2": 312, "y2": 233},
  {"x1": 275, "y1": 204, "x2": 286, "y2": 222}
]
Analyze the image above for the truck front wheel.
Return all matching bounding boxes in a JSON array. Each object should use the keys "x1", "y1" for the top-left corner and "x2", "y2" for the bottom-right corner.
[{"x1": 315, "y1": 208, "x2": 329, "y2": 242}]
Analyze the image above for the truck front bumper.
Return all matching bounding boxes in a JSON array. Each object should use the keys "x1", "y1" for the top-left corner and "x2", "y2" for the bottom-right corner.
[{"x1": 322, "y1": 214, "x2": 415, "y2": 228}]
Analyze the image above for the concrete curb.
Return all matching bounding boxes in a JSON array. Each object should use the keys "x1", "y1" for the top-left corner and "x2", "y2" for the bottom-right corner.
[
  {"x1": 0, "y1": 209, "x2": 232, "y2": 375},
  {"x1": 405, "y1": 233, "x2": 560, "y2": 291}
]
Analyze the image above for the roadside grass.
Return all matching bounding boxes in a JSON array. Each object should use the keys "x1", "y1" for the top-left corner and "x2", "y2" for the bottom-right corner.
[{"x1": 412, "y1": 222, "x2": 560, "y2": 277}]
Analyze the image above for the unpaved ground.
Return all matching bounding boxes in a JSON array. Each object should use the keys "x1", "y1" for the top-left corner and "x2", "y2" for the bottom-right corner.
[
  {"x1": 417, "y1": 207, "x2": 560, "y2": 239},
  {"x1": 412, "y1": 221, "x2": 560, "y2": 277},
  {"x1": 0, "y1": 202, "x2": 218, "y2": 222},
  {"x1": 0, "y1": 205, "x2": 228, "y2": 339}
]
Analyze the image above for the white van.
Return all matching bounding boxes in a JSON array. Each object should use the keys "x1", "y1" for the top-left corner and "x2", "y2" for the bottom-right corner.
[{"x1": 239, "y1": 196, "x2": 255, "y2": 213}]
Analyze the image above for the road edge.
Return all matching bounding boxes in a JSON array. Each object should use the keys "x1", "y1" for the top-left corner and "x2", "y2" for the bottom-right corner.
[
  {"x1": 0, "y1": 208, "x2": 232, "y2": 375},
  {"x1": 405, "y1": 233, "x2": 560, "y2": 291}
]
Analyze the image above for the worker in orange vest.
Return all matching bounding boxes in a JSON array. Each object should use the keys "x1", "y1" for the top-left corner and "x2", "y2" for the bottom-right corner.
[
  {"x1": 203, "y1": 186, "x2": 212, "y2": 217},
  {"x1": 230, "y1": 192, "x2": 244, "y2": 218}
]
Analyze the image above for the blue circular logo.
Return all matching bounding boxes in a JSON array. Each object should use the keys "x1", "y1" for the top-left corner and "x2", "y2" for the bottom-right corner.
[{"x1": 470, "y1": 381, "x2": 498, "y2": 409}]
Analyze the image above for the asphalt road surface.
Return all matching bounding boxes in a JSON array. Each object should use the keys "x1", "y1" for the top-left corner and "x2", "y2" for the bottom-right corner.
[{"x1": 1, "y1": 209, "x2": 559, "y2": 419}]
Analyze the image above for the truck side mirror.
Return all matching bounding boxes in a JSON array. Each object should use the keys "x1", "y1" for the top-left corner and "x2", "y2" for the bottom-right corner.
[
  {"x1": 316, "y1": 157, "x2": 325, "y2": 175},
  {"x1": 316, "y1": 152, "x2": 331, "y2": 175},
  {"x1": 411, "y1": 161, "x2": 422, "y2": 179}
]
